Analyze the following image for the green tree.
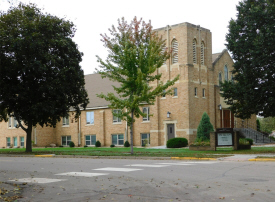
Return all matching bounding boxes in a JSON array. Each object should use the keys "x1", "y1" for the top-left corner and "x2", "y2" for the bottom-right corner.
[
  {"x1": 259, "y1": 117, "x2": 275, "y2": 134},
  {"x1": 196, "y1": 112, "x2": 214, "y2": 141},
  {"x1": 96, "y1": 17, "x2": 179, "y2": 154},
  {"x1": 221, "y1": 0, "x2": 275, "y2": 119},
  {"x1": 256, "y1": 119, "x2": 261, "y2": 131},
  {"x1": 0, "y1": 3, "x2": 89, "y2": 152}
]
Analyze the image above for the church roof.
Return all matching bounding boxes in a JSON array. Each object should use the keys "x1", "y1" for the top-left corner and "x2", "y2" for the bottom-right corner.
[
  {"x1": 212, "y1": 49, "x2": 228, "y2": 66},
  {"x1": 84, "y1": 73, "x2": 120, "y2": 109}
]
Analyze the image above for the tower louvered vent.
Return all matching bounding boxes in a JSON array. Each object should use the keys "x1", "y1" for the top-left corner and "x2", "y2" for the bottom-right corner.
[
  {"x1": 172, "y1": 39, "x2": 178, "y2": 64},
  {"x1": 193, "y1": 39, "x2": 197, "y2": 64}
]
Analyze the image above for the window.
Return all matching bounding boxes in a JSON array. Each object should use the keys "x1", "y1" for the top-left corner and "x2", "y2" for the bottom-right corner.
[
  {"x1": 8, "y1": 116, "x2": 18, "y2": 128},
  {"x1": 174, "y1": 88, "x2": 178, "y2": 96},
  {"x1": 62, "y1": 136, "x2": 71, "y2": 146},
  {"x1": 7, "y1": 137, "x2": 11, "y2": 147},
  {"x1": 162, "y1": 90, "x2": 166, "y2": 97},
  {"x1": 113, "y1": 109, "x2": 122, "y2": 123},
  {"x1": 202, "y1": 89, "x2": 206, "y2": 97},
  {"x1": 112, "y1": 134, "x2": 124, "y2": 145},
  {"x1": 224, "y1": 65, "x2": 228, "y2": 81},
  {"x1": 20, "y1": 137, "x2": 24, "y2": 147},
  {"x1": 13, "y1": 137, "x2": 17, "y2": 147},
  {"x1": 142, "y1": 107, "x2": 150, "y2": 121},
  {"x1": 219, "y1": 72, "x2": 222, "y2": 85},
  {"x1": 172, "y1": 39, "x2": 178, "y2": 64},
  {"x1": 201, "y1": 41, "x2": 205, "y2": 65},
  {"x1": 86, "y1": 111, "x2": 94, "y2": 125},
  {"x1": 195, "y1": 87, "x2": 198, "y2": 96},
  {"x1": 193, "y1": 39, "x2": 197, "y2": 64},
  {"x1": 62, "y1": 116, "x2": 69, "y2": 126},
  {"x1": 85, "y1": 135, "x2": 96, "y2": 146},
  {"x1": 141, "y1": 133, "x2": 150, "y2": 146}
]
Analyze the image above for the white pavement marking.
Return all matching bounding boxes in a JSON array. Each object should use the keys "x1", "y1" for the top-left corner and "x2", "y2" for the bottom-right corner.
[
  {"x1": 9, "y1": 178, "x2": 66, "y2": 184},
  {"x1": 156, "y1": 163, "x2": 196, "y2": 165},
  {"x1": 56, "y1": 172, "x2": 109, "y2": 177},
  {"x1": 93, "y1": 167, "x2": 143, "y2": 172},
  {"x1": 125, "y1": 164, "x2": 170, "y2": 168},
  {"x1": 156, "y1": 162, "x2": 218, "y2": 165}
]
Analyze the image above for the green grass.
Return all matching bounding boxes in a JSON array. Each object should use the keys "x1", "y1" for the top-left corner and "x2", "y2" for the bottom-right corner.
[{"x1": 1, "y1": 146, "x2": 275, "y2": 158}]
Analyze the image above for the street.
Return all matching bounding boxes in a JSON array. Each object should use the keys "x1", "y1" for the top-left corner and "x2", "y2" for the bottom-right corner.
[{"x1": 1, "y1": 157, "x2": 275, "y2": 201}]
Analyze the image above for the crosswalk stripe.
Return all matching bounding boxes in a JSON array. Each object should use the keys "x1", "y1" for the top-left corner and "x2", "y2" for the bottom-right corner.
[
  {"x1": 9, "y1": 178, "x2": 66, "y2": 184},
  {"x1": 93, "y1": 167, "x2": 143, "y2": 172},
  {"x1": 125, "y1": 164, "x2": 170, "y2": 168},
  {"x1": 55, "y1": 172, "x2": 109, "y2": 177}
]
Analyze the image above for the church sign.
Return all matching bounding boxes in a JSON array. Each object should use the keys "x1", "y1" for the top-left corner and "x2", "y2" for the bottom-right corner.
[{"x1": 216, "y1": 128, "x2": 234, "y2": 146}]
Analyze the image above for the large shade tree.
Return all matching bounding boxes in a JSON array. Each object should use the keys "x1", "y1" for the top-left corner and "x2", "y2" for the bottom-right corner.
[
  {"x1": 96, "y1": 17, "x2": 179, "y2": 154},
  {"x1": 0, "y1": 3, "x2": 89, "y2": 152},
  {"x1": 221, "y1": 0, "x2": 275, "y2": 119}
]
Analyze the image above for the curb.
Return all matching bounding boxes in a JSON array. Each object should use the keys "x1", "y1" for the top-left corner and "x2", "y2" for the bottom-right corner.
[
  {"x1": 171, "y1": 157, "x2": 217, "y2": 161},
  {"x1": 34, "y1": 154, "x2": 55, "y2": 157},
  {"x1": 248, "y1": 158, "x2": 275, "y2": 162}
]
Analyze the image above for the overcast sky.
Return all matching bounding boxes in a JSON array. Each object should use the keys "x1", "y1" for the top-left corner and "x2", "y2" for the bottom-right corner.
[{"x1": 1, "y1": 0, "x2": 241, "y2": 75}]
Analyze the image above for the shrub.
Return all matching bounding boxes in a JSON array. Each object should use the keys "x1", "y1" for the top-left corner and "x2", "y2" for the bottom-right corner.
[
  {"x1": 191, "y1": 138, "x2": 210, "y2": 146},
  {"x1": 110, "y1": 144, "x2": 115, "y2": 147},
  {"x1": 124, "y1": 141, "x2": 130, "y2": 147},
  {"x1": 239, "y1": 138, "x2": 250, "y2": 145},
  {"x1": 166, "y1": 138, "x2": 188, "y2": 148},
  {"x1": 245, "y1": 138, "x2": 253, "y2": 145},
  {"x1": 196, "y1": 112, "x2": 214, "y2": 141},
  {"x1": 84, "y1": 145, "x2": 88, "y2": 148},
  {"x1": 69, "y1": 141, "x2": 75, "y2": 147},
  {"x1": 59, "y1": 145, "x2": 63, "y2": 147},
  {"x1": 95, "y1": 141, "x2": 101, "y2": 147}
]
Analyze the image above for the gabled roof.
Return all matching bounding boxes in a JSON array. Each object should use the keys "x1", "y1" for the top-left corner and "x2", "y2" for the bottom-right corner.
[
  {"x1": 212, "y1": 49, "x2": 228, "y2": 66},
  {"x1": 84, "y1": 73, "x2": 120, "y2": 109}
]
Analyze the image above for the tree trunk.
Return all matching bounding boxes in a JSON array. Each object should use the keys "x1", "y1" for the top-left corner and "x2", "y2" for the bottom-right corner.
[
  {"x1": 130, "y1": 110, "x2": 134, "y2": 155},
  {"x1": 25, "y1": 123, "x2": 33, "y2": 153}
]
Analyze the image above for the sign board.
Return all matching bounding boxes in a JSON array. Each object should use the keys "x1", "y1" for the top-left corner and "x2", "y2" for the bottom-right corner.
[
  {"x1": 217, "y1": 133, "x2": 233, "y2": 146},
  {"x1": 216, "y1": 128, "x2": 234, "y2": 146}
]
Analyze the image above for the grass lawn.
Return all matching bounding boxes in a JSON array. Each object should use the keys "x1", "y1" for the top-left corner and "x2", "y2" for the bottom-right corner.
[{"x1": 1, "y1": 146, "x2": 275, "y2": 158}]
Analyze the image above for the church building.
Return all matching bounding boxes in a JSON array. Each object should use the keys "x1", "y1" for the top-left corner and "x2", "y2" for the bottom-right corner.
[{"x1": 0, "y1": 22, "x2": 256, "y2": 148}]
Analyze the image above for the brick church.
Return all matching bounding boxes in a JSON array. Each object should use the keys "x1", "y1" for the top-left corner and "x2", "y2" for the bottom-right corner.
[{"x1": 0, "y1": 22, "x2": 256, "y2": 148}]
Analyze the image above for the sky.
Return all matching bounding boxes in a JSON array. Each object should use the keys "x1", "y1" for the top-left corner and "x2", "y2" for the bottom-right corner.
[{"x1": 1, "y1": 0, "x2": 241, "y2": 75}]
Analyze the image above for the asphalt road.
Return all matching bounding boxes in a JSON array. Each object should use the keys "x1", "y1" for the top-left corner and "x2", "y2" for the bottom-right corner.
[{"x1": 1, "y1": 157, "x2": 275, "y2": 202}]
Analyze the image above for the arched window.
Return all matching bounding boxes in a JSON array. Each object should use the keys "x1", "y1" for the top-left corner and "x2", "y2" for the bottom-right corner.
[
  {"x1": 192, "y1": 39, "x2": 197, "y2": 64},
  {"x1": 200, "y1": 41, "x2": 205, "y2": 65},
  {"x1": 224, "y1": 65, "x2": 228, "y2": 81},
  {"x1": 219, "y1": 72, "x2": 222, "y2": 85},
  {"x1": 172, "y1": 39, "x2": 178, "y2": 64}
]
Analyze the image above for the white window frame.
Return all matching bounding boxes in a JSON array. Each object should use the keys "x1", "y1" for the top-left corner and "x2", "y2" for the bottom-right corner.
[
  {"x1": 62, "y1": 116, "x2": 69, "y2": 126},
  {"x1": 112, "y1": 134, "x2": 124, "y2": 146},
  {"x1": 13, "y1": 137, "x2": 18, "y2": 147},
  {"x1": 141, "y1": 133, "x2": 150, "y2": 146},
  {"x1": 113, "y1": 109, "x2": 122, "y2": 123},
  {"x1": 86, "y1": 111, "x2": 94, "y2": 125},
  {"x1": 20, "y1": 137, "x2": 24, "y2": 147},
  {"x1": 85, "y1": 135, "x2": 96, "y2": 146},
  {"x1": 6, "y1": 137, "x2": 11, "y2": 147},
  {"x1": 62, "y1": 136, "x2": 71, "y2": 146},
  {"x1": 142, "y1": 107, "x2": 150, "y2": 121}
]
